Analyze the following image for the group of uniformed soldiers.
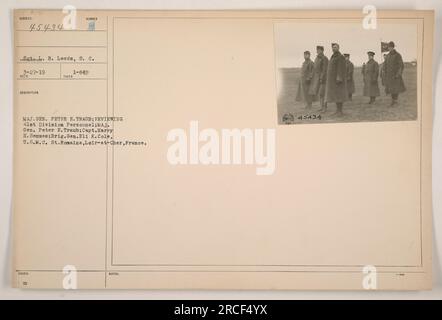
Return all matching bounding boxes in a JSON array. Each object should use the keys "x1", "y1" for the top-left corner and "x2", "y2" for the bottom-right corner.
[{"x1": 295, "y1": 41, "x2": 406, "y2": 116}]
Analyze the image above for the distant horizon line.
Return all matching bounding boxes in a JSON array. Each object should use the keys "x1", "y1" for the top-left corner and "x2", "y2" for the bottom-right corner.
[{"x1": 279, "y1": 60, "x2": 417, "y2": 69}]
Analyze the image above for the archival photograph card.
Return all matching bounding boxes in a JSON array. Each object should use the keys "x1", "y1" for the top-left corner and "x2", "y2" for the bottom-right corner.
[{"x1": 12, "y1": 10, "x2": 433, "y2": 290}]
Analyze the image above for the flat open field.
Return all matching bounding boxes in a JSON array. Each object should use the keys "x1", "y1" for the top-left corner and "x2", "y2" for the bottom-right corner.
[{"x1": 277, "y1": 65, "x2": 417, "y2": 124}]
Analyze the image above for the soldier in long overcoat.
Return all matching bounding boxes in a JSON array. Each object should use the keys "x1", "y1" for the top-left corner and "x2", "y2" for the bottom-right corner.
[
  {"x1": 295, "y1": 51, "x2": 315, "y2": 108},
  {"x1": 380, "y1": 53, "x2": 387, "y2": 87},
  {"x1": 308, "y1": 45, "x2": 329, "y2": 111},
  {"x1": 362, "y1": 51, "x2": 380, "y2": 104},
  {"x1": 383, "y1": 41, "x2": 406, "y2": 106},
  {"x1": 325, "y1": 43, "x2": 348, "y2": 116},
  {"x1": 344, "y1": 54, "x2": 355, "y2": 100}
]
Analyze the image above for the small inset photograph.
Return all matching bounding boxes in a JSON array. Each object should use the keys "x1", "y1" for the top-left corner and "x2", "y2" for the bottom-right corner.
[{"x1": 275, "y1": 21, "x2": 418, "y2": 125}]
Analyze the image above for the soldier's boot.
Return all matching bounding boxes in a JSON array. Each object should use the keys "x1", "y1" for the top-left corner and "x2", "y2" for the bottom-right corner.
[
  {"x1": 348, "y1": 93, "x2": 353, "y2": 101},
  {"x1": 390, "y1": 94, "x2": 398, "y2": 106},
  {"x1": 368, "y1": 97, "x2": 374, "y2": 104},
  {"x1": 319, "y1": 97, "x2": 327, "y2": 112},
  {"x1": 332, "y1": 103, "x2": 343, "y2": 117}
]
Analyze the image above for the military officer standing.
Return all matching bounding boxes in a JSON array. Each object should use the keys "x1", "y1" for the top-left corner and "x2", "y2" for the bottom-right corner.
[
  {"x1": 362, "y1": 51, "x2": 380, "y2": 104},
  {"x1": 343, "y1": 54, "x2": 355, "y2": 101},
  {"x1": 309, "y1": 45, "x2": 329, "y2": 111},
  {"x1": 383, "y1": 41, "x2": 406, "y2": 106},
  {"x1": 296, "y1": 50, "x2": 315, "y2": 109},
  {"x1": 325, "y1": 43, "x2": 348, "y2": 116}
]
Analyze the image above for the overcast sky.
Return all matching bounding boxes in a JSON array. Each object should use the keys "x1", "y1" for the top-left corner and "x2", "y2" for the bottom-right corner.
[{"x1": 275, "y1": 21, "x2": 418, "y2": 68}]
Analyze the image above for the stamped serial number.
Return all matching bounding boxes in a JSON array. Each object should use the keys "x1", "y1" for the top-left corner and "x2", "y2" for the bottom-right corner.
[{"x1": 298, "y1": 114, "x2": 322, "y2": 120}]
